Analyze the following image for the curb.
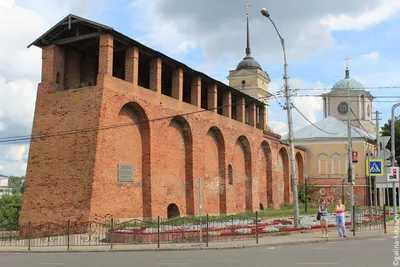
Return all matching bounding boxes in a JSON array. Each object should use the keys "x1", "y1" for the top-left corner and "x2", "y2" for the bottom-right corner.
[{"x1": 0, "y1": 233, "x2": 389, "y2": 254}]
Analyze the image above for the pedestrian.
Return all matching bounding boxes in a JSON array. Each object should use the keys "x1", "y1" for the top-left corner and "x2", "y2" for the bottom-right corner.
[
  {"x1": 335, "y1": 199, "x2": 347, "y2": 238},
  {"x1": 319, "y1": 198, "x2": 329, "y2": 238}
]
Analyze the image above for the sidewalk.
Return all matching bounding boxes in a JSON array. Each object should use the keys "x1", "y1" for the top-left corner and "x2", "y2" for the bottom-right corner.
[{"x1": 0, "y1": 226, "x2": 392, "y2": 253}]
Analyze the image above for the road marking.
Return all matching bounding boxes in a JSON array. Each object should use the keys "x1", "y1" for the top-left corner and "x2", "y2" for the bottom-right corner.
[
  {"x1": 314, "y1": 247, "x2": 328, "y2": 250},
  {"x1": 39, "y1": 264, "x2": 66, "y2": 266},
  {"x1": 267, "y1": 247, "x2": 276, "y2": 249},
  {"x1": 368, "y1": 238, "x2": 385, "y2": 241},
  {"x1": 156, "y1": 263, "x2": 189, "y2": 266},
  {"x1": 297, "y1": 262, "x2": 338, "y2": 265}
]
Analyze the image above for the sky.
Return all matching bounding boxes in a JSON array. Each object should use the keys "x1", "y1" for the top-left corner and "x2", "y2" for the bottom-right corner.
[{"x1": 0, "y1": 0, "x2": 400, "y2": 176}]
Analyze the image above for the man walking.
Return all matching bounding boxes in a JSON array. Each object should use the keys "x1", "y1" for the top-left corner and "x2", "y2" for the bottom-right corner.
[{"x1": 335, "y1": 199, "x2": 347, "y2": 238}]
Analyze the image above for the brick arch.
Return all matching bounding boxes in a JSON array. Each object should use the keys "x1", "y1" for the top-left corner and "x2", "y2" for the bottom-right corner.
[
  {"x1": 118, "y1": 102, "x2": 151, "y2": 218},
  {"x1": 205, "y1": 126, "x2": 227, "y2": 214},
  {"x1": 296, "y1": 152, "x2": 304, "y2": 183},
  {"x1": 233, "y1": 135, "x2": 252, "y2": 211},
  {"x1": 260, "y1": 141, "x2": 273, "y2": 208},
  {"x1": 169, "y1": 116, "x2": 194, "y2": 215},
  {"x1": 279, "y1": 147, "x2": 290, "y2": 203}
]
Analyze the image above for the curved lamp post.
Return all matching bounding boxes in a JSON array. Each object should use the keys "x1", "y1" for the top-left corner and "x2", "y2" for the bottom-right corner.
[{"x1": 261, "y1": 8, "x2": 300, "y2": 228}]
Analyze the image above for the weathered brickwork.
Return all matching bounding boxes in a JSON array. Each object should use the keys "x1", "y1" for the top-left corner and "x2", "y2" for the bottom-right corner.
[{"x1": 20, "y1": 22, "x2": 306, "y2": 226}]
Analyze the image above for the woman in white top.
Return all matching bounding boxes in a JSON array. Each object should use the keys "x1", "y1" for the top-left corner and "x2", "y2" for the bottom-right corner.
[{"x1": 335, "y1": 199, "x2": 347, "y2": 238}]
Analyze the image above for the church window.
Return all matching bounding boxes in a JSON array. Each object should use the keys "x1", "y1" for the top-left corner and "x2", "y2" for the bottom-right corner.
[
  {"x1": 331, "y1": 153, "x2": 341, "y2": 175},
  {"x1": 228, "y1": 164, "x2": 233, "y2": 185},
  {"x1": 317, "y1": 154, "x2": 328, "y2": 175}
]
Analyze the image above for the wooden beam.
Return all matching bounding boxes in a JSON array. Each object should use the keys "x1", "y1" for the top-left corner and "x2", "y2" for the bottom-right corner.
[{"x1": 53, "y1": 32, "x2": 102, "y2": 45}]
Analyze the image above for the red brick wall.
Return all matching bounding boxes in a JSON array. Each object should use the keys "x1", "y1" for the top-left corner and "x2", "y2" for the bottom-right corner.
[{"x1": 20, "y1": 42, "x2": 306, "y2": 225}]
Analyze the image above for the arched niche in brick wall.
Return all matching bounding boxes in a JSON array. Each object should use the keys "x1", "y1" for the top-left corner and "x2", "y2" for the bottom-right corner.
[
  {"x1": 279, "y1": 147, "x2": 290, "y2": 204},
  {"x1": 204, "y1": 126, "x2": 226, "y2": 215},
  {"x1": 233, "y1": 135, "x2": 253, "y2": 212},
  {"x1": 260, "y1": 141, "x2": 273, "y2": 208},
  {"x1": 118, "y1": 102, "x2": 151, "y2": 218},
  {"x1": 169, "y1": 116, "x2": 194, "y2": 216},
  {"x1": 296, "y1": 152, "x2": 304, "y2": 184}
]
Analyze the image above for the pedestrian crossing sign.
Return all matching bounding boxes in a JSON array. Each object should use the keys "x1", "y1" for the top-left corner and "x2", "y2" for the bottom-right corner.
[{"x1": 365, "y1": 159, "x2": 384, "y2": 176}]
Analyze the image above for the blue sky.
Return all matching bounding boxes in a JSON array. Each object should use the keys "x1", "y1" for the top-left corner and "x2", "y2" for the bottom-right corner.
[{"x1": 0, "y1": 0, "x2": 400, "y2": 176}]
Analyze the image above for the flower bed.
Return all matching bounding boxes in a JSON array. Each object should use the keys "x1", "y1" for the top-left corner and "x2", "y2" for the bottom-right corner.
[{"x1": 106, "y1": 213, "x2": 381, "y2": 244}]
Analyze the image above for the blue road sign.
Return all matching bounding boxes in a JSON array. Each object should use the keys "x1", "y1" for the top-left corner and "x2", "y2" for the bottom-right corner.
[{"x1": 366, "y1": 159, "x2": 384, "y2": 176}]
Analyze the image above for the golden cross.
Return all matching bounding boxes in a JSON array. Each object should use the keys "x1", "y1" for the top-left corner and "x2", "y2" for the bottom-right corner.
[
  {"x1": 343, "y1": 55, "x2": 351, "y2": 70},
  {"x1": 245, "y1": 1, "x2": 251, "y2": 16}
]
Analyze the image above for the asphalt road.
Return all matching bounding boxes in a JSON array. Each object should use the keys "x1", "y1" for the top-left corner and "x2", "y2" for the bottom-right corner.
[{"x1": 0, "y1": 237, "x2": 395, "y2": 267}]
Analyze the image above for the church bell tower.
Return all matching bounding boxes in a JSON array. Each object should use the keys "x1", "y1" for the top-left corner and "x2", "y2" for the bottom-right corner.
[{"x1": 227, "y1": 2, "x2": 272, "y2": 126}]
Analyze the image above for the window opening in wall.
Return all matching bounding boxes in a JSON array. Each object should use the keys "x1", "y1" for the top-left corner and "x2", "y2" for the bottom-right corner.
[
  {"x1": 245, "y1": 104, "x2": 249, "y2": 124},
  {"x1": 56, "y1": 72, "x2": 60, "y2": 84},
  {"x1": 138, "y1": 52, "x2": 151, "y2": 89},
  {"x1": 112, "y1": 48, "x2": 126, "y2": 80},
  {"x1": 167, "y1": 203, "x2": 180, "y2": 219},
  {"x1": 231, "y1": 94, "x2": 237, "y2": 120},
  {"x1": 260, "y1": 203, "x2": 264, "y2": 210},
  {"x1": 201, "y1": 82, "x2": 209, "y2": 110},
  {"x1": 228, "y1": 164, "x2": 233, "y2": 185},
  {"x1": 161, "y1": 63, "x2": 173, "y2": 97},
  {"x1": 183, "y1": 72, "x2": 191, "y2": 104},
  {"x1": 217, "y1": 89, "x2": 223, "y2": 115},
  {"x1": 64, "y1": 47, "x2": 98, "y2": 89}
]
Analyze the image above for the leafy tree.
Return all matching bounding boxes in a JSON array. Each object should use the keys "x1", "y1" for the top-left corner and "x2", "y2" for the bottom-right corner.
[
  {"x1": 381, "y1": 118, "x2": 400, "y2": 166},
  {"x1": 0, "y1": 194, "x2": 22, "y2": 231},
  {"x1": 7, "y1": 176, "x2": 25, "y2": 194},
  {"x1": 298, "y1": 180, "x2": 316, "y2": 204}
]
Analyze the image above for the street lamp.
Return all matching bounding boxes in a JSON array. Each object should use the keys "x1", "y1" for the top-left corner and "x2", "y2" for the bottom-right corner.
[{"x1": 261, "y1": 8, "x2": 300, "y2": 228}]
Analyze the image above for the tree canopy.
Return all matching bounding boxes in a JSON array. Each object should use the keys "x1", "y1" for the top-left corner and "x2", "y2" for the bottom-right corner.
[{"x1": 381, "y1": 117, "x2": 400, "y2": 165}]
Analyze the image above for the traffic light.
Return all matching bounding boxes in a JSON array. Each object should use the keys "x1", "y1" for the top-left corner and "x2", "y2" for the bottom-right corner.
[{"x1": 352, "y1": 151, "x2": 358, "y2": 163}]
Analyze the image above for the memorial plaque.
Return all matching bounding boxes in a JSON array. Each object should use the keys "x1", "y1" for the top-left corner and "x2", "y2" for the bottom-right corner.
[{"x1": 118, "y1": 164, "x2": 134, "y2": 182}]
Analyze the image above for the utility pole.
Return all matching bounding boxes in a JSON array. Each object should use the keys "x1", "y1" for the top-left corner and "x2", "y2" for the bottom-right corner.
[
  {"x1": 375, "y1": 111, "x2": 380, "y2": 207},
  {"x1": 391, "y1": 104, "x2": 400, "y2": 216},
  {"x1": 368, "y1": 150, "x2": 372, "y2": 206},
  {"x1": 344, "y1": 55, "x2": 355, "y2": 234},
  {"x1": 261, "y1": 8, "x2": 300, "y2": 228}
]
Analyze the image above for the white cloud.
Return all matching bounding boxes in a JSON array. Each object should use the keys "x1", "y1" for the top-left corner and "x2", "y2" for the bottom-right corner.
[
  {"x1": 362, "y1": 52, "x2": 380, "y2": 60},
  {"x1": 129, "y1": 0, "x2": 399, "y2": 65},
  {"x1": 269, "y1": 120, "x2": 288, "y2": 136},
  {"x1": 0, "y1": 165, "x2": 3, "y2": 171},
  {"x1": 178, "y1": 40, "x2": 198, "y2": 53},
  {"x1": 0, "y1": 0, "x2": 103, "y2": 176},
  {"x1": 321, "y1": 0, "x2": 400, "y2": 31},
  {"x1": 6, "y1": 145, "x2": 28, "y2": 162}
]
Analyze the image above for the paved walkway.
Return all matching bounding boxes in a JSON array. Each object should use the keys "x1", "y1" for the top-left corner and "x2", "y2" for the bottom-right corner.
[{"x1": 0, "y1": 225, "x2": 392, "y2": 253}]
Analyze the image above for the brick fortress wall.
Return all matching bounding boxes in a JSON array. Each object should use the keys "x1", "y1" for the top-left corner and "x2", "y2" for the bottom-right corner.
[{"x1": 20, "y1": 34, "x2": 305, "y2": 226}]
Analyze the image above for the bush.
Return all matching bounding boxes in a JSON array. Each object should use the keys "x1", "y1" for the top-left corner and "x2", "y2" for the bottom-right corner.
[{"x1": 0, "y1": 194, "x2": 22, "y2": 231}]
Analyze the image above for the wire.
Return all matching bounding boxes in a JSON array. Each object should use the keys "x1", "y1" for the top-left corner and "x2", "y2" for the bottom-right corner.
[
  {"x1": 291, "y1": 104, "x2": 348, "y2": 135},
  {"x1": 0, "y1": 97, "x2": 263, "y2": 145},
  {"x1": 280, "y1": 85, "x2": 400, "y2": 91},
  {"x1": 350, "y1": 108, "x2": 376, "y2": 141}
]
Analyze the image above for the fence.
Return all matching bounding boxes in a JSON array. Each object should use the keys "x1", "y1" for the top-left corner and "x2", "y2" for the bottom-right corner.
[
  {"x1": 354, "y1": 206, "x2": 387, "y2": 233},
  {"x1": 0, "y1": 208, "x2": 389, "y2": 250}
]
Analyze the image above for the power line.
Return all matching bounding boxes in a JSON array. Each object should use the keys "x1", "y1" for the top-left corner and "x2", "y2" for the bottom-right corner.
[
  {"x1": 0, "y1": 97, "x2": 262, "y2": 145},
  {"x1": 350, "y1": 108, "x2": 376, "y2": 141},
  {"x1": 282, "y1": 85, "x2": 400, "y2": 91},
  {"x1": 291, "y1": 103, "x2": 348, "y2": 135}
]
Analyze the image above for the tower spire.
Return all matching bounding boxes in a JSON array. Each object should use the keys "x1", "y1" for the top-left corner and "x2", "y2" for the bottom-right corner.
[
  {"x1": 245, "y1": 1, "x2": 251, "y2": 57},
  {"x1": 343, "y1": 55, "x2": 351, "y2": 79}
]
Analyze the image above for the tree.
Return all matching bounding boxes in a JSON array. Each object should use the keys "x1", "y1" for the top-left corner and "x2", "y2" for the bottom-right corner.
[
  {"x1": 298, "y1": 180, "x2": 316, "y2": 204},
  {"x1": 0, "y1": 194, "x2": 22, "y2": 231},
  {"x1": 7, "y1": 176, "x2": 25, "y2": 194},
  {"x1": 381, "y1": 118, "x2": 400, "y2": 165}
]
